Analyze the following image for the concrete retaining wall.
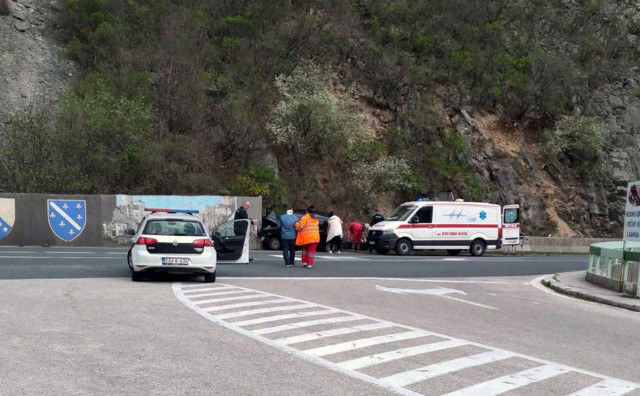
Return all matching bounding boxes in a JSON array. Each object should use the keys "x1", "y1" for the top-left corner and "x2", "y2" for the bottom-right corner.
[
  {"x1": 525, "y1": 237, "x2": 616, "y2": 254},
  {"x1": 0, "y1": 193, "x2": 261, "y2": 247}
]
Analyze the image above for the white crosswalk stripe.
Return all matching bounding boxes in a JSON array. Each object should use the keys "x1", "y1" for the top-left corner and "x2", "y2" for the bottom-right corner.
[
  {"x1": 566, "y1": 379, "x2": 640, "y2": 396},
  {"x1": 304, "y1": 330, "x2": 431, "y2": 357},
  {"x1": 173, "y1": 283, "x2": 640, "y2": 396},
  {"x1": 213, "y1": 304, "x2": 315, "y2": 320},
  {"x1": 442, "y1": 364, "x2": 569, "y2": 396},
  {"x1": 338, "y1": 339, "x2": 467, "y2": 370},
  {"x1": 276, "y1": 322, "x2": 393, "y2": 346}
]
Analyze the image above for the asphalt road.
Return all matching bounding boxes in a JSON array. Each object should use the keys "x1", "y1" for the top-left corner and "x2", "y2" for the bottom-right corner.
[
  {"x1": 0, "y1": 247, "x2": 587, "y2": 280},
  {"x1": 3, "y1": 247, "x2": 638, "y2": 396}
]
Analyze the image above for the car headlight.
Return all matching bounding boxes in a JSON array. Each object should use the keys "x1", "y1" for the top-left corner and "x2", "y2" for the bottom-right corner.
[{"x1": 382, "y1": 230, "x2": 395, "y2": 235}]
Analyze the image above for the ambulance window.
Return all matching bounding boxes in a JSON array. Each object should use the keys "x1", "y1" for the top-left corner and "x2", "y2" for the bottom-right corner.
[
  {"x1": 417, "y1": 206, "x2": 433, "y2": 223},
  {"x1": 504, "y1": 208, "x2": 519, "y2": 224}
]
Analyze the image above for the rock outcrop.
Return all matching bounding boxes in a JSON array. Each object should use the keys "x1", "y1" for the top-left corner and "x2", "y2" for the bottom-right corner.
[{"x1": 0, "y1": 0, "x2": 75, "y2": 133}]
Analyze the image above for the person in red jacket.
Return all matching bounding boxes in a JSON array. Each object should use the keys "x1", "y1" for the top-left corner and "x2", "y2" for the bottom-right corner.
[{"x1": 347, "y1": 221, "x2": 363, "y2": 252}]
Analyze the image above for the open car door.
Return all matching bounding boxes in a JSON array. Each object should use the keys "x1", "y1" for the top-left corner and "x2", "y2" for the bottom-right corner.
[
  {"x1": 211, "y1": 219, "x2": 251, "y2": 264},
  {"x1": 501, "y1": 204, "x2": 521, "y2": 246}
]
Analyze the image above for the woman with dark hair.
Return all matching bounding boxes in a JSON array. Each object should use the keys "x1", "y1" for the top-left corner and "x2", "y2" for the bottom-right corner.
[
  {"x1": 295, "y1": 206, "x2": 321, "y2": 268},
  {"x1": 326, "y1": 211, "x2": 343, "y2": 254}
]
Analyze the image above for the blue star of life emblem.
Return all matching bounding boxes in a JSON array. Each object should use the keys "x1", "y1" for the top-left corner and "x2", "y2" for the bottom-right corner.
[{"x1": 479, "y1": 211, "x2": 487, "y2": 220}]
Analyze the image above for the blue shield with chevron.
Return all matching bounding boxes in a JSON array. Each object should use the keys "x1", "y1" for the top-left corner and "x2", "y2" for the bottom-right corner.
[
  {"x1": 47, "y1": 199, "x2": 87, "y2": 242},
  {"x1": 0, "y1": 198, "x2": 15, "y2": 240}
]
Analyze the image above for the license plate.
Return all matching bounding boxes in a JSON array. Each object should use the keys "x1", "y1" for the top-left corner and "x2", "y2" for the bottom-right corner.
[
  {"x1": 369, "y1": 241, "x2": 375, "y2": 245},
  {"x1": 162, "y1": 257, "x2": 190, "y2": 265}
]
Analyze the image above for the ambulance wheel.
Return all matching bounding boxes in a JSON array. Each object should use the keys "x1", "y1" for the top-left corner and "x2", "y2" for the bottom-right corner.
[
  {"x1": 396, "y1": 239, "x2": 412, "y2": 256},
  {"x1": 268, "y1": 238, "x2": 281, "y2": 251},
  {"x1": 470, "y1": 239, "x2": 486, "y2": 256},
  {"x1": 376, "y1": 248, "x2": 389, "y2": 255},
  {"x1": 447, "y1": 250, "x2": 461, "y2": 256}
]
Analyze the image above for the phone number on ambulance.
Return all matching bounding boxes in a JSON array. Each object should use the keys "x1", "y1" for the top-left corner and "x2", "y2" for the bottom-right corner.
[{"x1": 441, "y1": 232, "x2": 468, "y2": 236}]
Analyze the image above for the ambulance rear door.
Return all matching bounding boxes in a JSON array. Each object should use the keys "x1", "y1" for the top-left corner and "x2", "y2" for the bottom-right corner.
[{"x1": 502, "y1": 205, "x2": 520, "y2": 245}]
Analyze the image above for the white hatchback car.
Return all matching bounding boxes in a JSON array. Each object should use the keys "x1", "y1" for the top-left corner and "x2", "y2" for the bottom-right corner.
[{"x1": 127, "y1": 210, "x2": 216, "y2": 282}]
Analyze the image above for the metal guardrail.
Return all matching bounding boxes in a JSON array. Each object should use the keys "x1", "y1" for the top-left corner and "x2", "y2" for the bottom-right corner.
[{"x1": 588, "y1": 241, "x2": 640, "y2": 295}]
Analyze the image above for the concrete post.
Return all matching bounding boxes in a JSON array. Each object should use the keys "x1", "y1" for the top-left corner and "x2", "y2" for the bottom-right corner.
[{"x1": 0, "y1": 0, "x2": 10, "y2": 15}]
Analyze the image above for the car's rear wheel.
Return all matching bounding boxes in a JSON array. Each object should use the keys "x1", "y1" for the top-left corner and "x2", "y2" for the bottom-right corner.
[
  {"x1": 469, "y1": 239, "x2": 486, "y2": 256},
  {"x1": 203, "y1": 272, "x2": 216, "y2": 283},
  {"x1": 396, "y1": 239, "x2": 412, "y2": 256},
  {"x1": 447, "y1": 250, "x2": 461, "y2": 256},
  {"x1": 131, "y1": 270, "x2": 143, "y2": 282},
  {"x1": 268, "y1": 237, "x2": 281, "y2": 251},
  {"x1": 127, "y1": 251, "x2": 133, "y2": 270},
  {"x1": 376, "y1": 248, "x2": 389, "y2": 255}
]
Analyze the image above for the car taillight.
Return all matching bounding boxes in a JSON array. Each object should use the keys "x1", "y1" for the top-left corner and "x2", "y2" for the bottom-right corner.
[
  {"x1": 136, "y1": 237, "x2": 158, "y2": 245},
  {"x1": 498, "y1": 227, "x2": 502, "y2": 239},
  {"x1": 193, "y1": 239, "x2": 212, "y2": 247}
]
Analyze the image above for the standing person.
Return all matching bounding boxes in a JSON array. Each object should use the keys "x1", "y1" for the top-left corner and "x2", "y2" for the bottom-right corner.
[
  {"x1": 326, "y1": 211, "x2": 343, "y2": 254},
  {"x1": 370, "y1": 209, "x2": 385, "y2": 226},
  {"x1": 363, "y1": 223, "x2": 371, "y2": 252},
  {"x1": 295, "y1": 206, "x2": 320, "y2": 268},
  {"x1": 280, "y1": 209, "x2": 298, "y2": 267},
  {"x1": 347, "y1": 220, "x2": 363, "y2": 252},
  {"x1": 234, "y1": 201, "x2": 251, "y2": 236}
]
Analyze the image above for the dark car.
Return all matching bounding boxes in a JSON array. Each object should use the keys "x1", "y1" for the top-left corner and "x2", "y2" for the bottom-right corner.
[{"x1": 258, "y1": 210, "x2": 329, "y2": 251}]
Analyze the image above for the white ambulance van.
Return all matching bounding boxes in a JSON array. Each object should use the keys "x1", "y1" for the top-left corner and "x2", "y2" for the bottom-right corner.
[{"x1": 367, "y1": 200, "x2": 520, "y2": 256}]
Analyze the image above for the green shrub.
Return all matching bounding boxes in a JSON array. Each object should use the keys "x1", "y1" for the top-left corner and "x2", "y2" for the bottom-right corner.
[{"x1": 542, "y1": 115, "x2": 605, "y2": 180}]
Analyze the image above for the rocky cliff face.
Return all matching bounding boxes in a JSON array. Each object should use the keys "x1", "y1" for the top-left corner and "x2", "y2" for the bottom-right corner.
[
  {"x1": 0, "y1": 0, "x2": 75, "y2": 133},
  {"x1": 448, "y1": 77, "x2": 640, "y2": 238}
]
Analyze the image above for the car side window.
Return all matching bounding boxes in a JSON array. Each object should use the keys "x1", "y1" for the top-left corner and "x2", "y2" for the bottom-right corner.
[{"x1": 418, "y1": 206, "x2": 433, "y2": 223}]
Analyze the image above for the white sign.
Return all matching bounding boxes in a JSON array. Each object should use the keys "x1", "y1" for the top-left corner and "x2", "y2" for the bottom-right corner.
[{"x1": 624, "y1": 181, "x2": 640, "y2": 241}]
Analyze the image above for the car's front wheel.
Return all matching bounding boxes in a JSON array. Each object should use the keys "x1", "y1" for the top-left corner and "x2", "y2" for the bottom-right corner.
[
  {"x1": 203, "y1": 272, "x2": 216, "y2": 283},
  {"x1": 268, "y1": 237, "x2": 281, "y2": 251}
]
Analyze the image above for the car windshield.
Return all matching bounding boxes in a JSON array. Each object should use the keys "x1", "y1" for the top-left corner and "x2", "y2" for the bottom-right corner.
[
  {"x1": 387, "y1": 205, "x2": 418, "y2": 221},
  {"x1": 143, "y1": 219, "x2": 206, "y2": 236}
]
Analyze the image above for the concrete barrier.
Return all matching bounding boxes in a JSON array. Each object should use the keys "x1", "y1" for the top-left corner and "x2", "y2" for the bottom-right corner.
[
  {"x1": 524, "y1": 237, "x2": 616, "y2": 254},
  {"x1": 0, "y1": 193, "x2": 261, "y2": 247}
]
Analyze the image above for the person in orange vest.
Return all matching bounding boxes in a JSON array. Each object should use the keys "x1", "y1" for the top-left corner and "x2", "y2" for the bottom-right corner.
[{"x1": 295, "y1": 206, "x2": 320, "y2": 268}]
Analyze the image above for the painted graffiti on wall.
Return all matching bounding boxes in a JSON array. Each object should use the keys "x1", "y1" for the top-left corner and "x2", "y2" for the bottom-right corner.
[
  {"x1": 103, "y1": 195, "x2": 259, "y2": 244},
  {"x1": 0, "y1": 198, "x2": 15, "y2": 239},
  {"x1": 47, "y1": 199, "x2": 87, "y2": 242}
]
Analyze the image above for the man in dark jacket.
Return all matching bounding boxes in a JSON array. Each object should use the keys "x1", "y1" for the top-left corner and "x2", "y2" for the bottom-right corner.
[
  {"x1": 234, "y1": 201, "x2": 250, "y2": 236},
  {"x1": 370, "y1": 209, "x2": 384, "y2": 226}
]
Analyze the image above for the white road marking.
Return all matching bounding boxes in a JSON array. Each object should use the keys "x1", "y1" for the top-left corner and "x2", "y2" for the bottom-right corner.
[
  {"x1": 213, "y1": 304, "x2": 315, "y2": 320},
  {"x1": 180, "y1": 284, "x2": 234, "y2": 291},
  {"x1": 566, "y1": 379, "x2": 639, "y2": 395},
  {"x1": 268, "y1": 254, "x2": 365, "y2": 261},
  {"x1": 184, "y1": 290, "x2": 253, "y2": 298},
  {"x1": 338, "y1": 339, "x2": 467, "y2": 370},
  {"x1": 173, "y1": 283, "x2": 640, "y2": 396},
  {"x1": 217, "y1": 277, "x2": 510, "y2": 284},
  {"x1": 0, "y1": 256, "x2": 120, "y2": 259},
  {"x1": 50, "y1": 202, "x2": 82, "y2": 230},
  {"x1": 231, "y1": 309, "x2": 339, "y2": 327},
  {"x1": 193, "y1": 293, "x2": 269, "y2": 305},
  {"x1": 376, "y1": 285, "x2": 467, "y2": 296},
  {"x1": 442, "y1": 364, "x2": 569, "y2": 396},
  {"x1": 442, "y1": 258, "x2": 465, "y2": 261},
  {"x1": 203, "y1": 299, "x2": 293, "y2": 313},
  {"x1": 382, "y1": 350, "x2": 514, "y2": 387},
  {"x1": 305, "y1": 331, "x2": 431, "y2": 357},
  {"x1": 45, "y1": 251, "x2": 97, "y2": 254},
  {"x1": 277, "y1": 322, "x2": 393, "y2": 346},
  {"x1": 253, "y1": 315, "x2": 365, "y2": 335},
  {"x1": 439, "y1": 295, "x2": 499, "y2": 310}
]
